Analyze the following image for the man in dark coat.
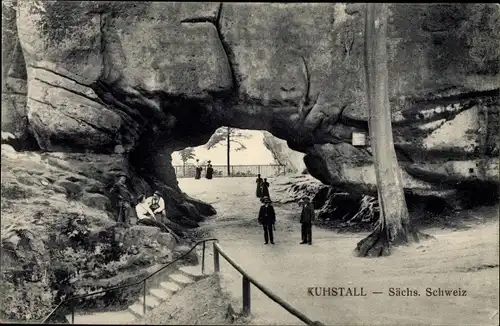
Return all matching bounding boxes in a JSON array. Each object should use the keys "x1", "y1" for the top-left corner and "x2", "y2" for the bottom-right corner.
[
  {"x1": 110, "y1": 173, "x2": 133, "y2": 225},
  {"x1": 255, "y1": 174, "x2": 263, "y2": 198},
  {"x1": 299, "y1": 197, "x2": 315, "y2": 245},
  {"x1": 260, "y1": 178, "x2": 270, "y2": 201},
  {"x1": 258, "y1": 196, "x2": 276, "y2": 244},
  {"x1": 205, "y1": 160, "x2": 214, "y2": 179}
]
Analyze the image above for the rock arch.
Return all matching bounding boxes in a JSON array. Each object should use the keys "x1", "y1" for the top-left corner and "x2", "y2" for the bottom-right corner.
[{"x1": 2, "y1": 1, "x2": 499, "y2": 222}]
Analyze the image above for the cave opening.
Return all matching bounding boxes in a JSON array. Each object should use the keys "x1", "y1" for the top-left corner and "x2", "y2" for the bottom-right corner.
[{"x1": 171, "y1": 126, "x2": 280, "y2": 180}]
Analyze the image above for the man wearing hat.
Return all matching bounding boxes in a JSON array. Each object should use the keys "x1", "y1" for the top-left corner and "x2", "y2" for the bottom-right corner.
[
  {"x1": 146, "y1": 190, "x2": 166, "y2": 220},
  {"x1": 258, "y1": 196, "x2": 276, "y2": 244},
  {"x1": 110, "y1": 173, "x2": 133, "y2": 224},
  {"x1": 299, "y1": 196, "x2": 315, "y2": 245}
]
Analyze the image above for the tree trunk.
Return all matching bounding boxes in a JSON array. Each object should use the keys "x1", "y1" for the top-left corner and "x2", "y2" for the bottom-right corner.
[
  {"x1": 227, "y1": 127, "x2": 231, "y2": 176},
  {"x1": 355, "y1": 3, "x2": 423, "y2": 257},
  {"x1": 183, "y1": 162, "x2": 186, "y2": 177}
]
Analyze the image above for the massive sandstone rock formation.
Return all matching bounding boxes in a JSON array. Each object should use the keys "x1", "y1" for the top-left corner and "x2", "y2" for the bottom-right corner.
[
  {"x1": 2, "y1": 1, "x2": 499, "y2": 212},
  {"x1": 262, "y1": 131, "x2": 307, "y2": 174}
]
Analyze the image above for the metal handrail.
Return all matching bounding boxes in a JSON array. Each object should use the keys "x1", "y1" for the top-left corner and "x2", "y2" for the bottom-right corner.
[
  {"x1": 213, "y1": 242, "x2": 324, "y2": 326},
  {"x1": 173, "y1": 164, "x2": 286, "y2": 167},
  {"x1": 41, "y1": 238, "x2": 218, "y2": 324}
]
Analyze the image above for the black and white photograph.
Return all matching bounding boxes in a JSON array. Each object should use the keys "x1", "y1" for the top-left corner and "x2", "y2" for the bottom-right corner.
[{"x1": 1, "y1": 1, "x2": 499, "y2": 325}]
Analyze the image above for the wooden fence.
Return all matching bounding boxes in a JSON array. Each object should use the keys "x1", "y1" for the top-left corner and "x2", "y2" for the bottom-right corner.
[{"x1": 173, "y1": 164, "x2": 288, "y2": 178}]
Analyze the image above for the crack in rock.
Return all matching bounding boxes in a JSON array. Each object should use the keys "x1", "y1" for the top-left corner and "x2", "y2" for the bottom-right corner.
[
  {"x1": 291, "y1": 56, "x2": 320, "y2": 135},
  {"x1": 33, "y1": 78, "x2": 104, "y2": 107},
  {"x1": 178, "y1": 2, "x2": 237, "y2": 96},
  {"x1": 28, "y1": 97, "x2": 116, "y2": 136},
  {"x1": 28, "y1": 65, "x2": 90, "y2": 88}
]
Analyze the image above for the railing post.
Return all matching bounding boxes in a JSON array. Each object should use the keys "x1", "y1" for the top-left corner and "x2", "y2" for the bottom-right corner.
[
  {"x1": 71, "y1": 300, "x2": 75, "y2": 324},
  {"x1": 202, "y1": 241, "x2": 206, "y2": 275},
  {"x1": 143, "y1": 280, "x2": 147, "y2": 315},
  {"x1": 242, "y1": 276, "x2": 251, "y2": 316},
  {"x1": 213, "y1": 242, "x2": 220, "y2": 272}
]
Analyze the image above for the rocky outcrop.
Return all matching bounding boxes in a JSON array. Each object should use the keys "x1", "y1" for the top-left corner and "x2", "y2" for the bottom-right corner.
[
  {"x1": 272, "y1": 175, "x2": 370, "y2": 226},
  {"x1": 0, "y1": 141, "x2": 212, "y2": 316},
  {"x1": 262, "y1": 131, "x2": 307, "y2": 174},
  {"x1": 0, "y1": 145, "x2": 186, "y2": 320},
  {"x1": 2, "y1": 2, "x2": 499, "y2": 212}
]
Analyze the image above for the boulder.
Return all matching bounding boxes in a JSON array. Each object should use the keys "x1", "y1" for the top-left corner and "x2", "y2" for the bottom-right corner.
[
  {"x1": 1, "y1": 144, "x2": 18, "y2": 159},
  {"x1": 262, "y1": 131, "x2": 306, "y2": 174},
  {"x1": 122, "y1": 226, "x2": 176, "y2": 251},
  {"x1": 81, "y1": 193, "x2": 112, "y2": 212},
  {"x1": 54, "y1": 180, "x2": 83, "y2": 200}
]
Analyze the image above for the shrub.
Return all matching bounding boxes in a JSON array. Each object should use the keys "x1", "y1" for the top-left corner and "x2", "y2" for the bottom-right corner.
[
  {"x1": 1, "y1": 183, "x2": 33, "y2": 200},
  {"x1": 0, "y1": 278, "x2": 55, "y2": 320}
]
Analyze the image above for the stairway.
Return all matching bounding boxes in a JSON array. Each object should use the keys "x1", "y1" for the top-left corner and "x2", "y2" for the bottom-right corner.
[{"x1": 65, "y1": 265, "x2": 206, "y2": 324}]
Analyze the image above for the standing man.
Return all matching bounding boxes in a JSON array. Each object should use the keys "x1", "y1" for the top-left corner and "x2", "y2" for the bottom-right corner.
[
  {"x1": 299, "y1": 197, "x2": 315, "y2": 245},
  {"x1": 194, "y1": 159, "x2": 202, "y2": 179},
  {"x1": 258, "y1": 196, "x2": 276, "y2": 244},
  {"x1": 146, "y1": 190, "x2": 166, "y2": 221},
  {"x1": 110, "y1": 173, "x2": 133, "y2": 225}
]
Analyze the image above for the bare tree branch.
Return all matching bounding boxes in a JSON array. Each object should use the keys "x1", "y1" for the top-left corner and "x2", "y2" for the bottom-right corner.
[{"x1": 231, "y1": 140, "x2": 246, "y2": 151}]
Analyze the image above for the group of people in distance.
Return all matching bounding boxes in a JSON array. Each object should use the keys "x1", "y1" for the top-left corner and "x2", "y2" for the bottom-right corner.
[
  {"x1": 255, "y1": 174, "x2": 270, "y2": 199},
  {"x1": 194, "y1": 159, "x2": 214, "y2": 180},
  {"x1": 255, "y1": 174, "x2": 315, "y2": 245}
]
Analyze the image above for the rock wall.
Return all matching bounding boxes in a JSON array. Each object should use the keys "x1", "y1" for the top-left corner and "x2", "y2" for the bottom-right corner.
[
  {"x1": 2, "y1": 1, "x2": 499, "y2": 209},
  {"x1": 0, "y1": 144, "x2": 182, "y2": 320},
  {"x1": 262, "y1": 131, "x2": 306, "y2": 173}
]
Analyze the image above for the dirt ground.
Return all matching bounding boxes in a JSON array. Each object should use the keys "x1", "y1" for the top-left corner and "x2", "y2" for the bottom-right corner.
[
  {"x1": 137, "y1": 274, "x2": 245, "y2": 325},
  {"x1": 180, "y1": 176, "x2": 499, "y2": 326}
]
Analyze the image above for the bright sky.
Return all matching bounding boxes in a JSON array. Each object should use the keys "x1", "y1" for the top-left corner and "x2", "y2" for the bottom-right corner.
[{"x1": 172, "y1": 129, "x2": 276, "y2": 166}]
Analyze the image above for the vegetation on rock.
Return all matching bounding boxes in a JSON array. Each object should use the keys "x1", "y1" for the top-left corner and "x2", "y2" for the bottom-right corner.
[{"x1": 0, "y1": 146, "x2": 177, "y2": 321}]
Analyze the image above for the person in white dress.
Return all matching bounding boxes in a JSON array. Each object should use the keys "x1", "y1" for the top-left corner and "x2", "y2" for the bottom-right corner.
[{"x1": 135, "y1": 194, "x2": 169, "y2": 232}]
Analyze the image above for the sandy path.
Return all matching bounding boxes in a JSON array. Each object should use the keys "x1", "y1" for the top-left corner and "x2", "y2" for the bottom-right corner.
[{"x1": 179, "y1": 177, "x2": 499, "y2": 325}]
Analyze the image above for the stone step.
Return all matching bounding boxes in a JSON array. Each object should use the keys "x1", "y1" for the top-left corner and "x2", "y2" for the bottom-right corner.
[
  {"x1": 65, "y1": 310, "x2": 136, "y2": 324},
  {"x1": 128, "y1": 303, "x2": 146, "y2": 318},
  {"x1": 159, "y1": 281, "x2": 180, "y2": 294},
  {"x1": 168, "y1": 273, "x2": 194, "y2": 286},
  {"x1": 149, "y1": 288, "x2": 172, "y2": 301},
  {"x1": 139, "y1": 295, "x2": 161, "y2": 309},
  {"x1": 178, "y1": 265, "x2": 205, "y2": 280}
]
